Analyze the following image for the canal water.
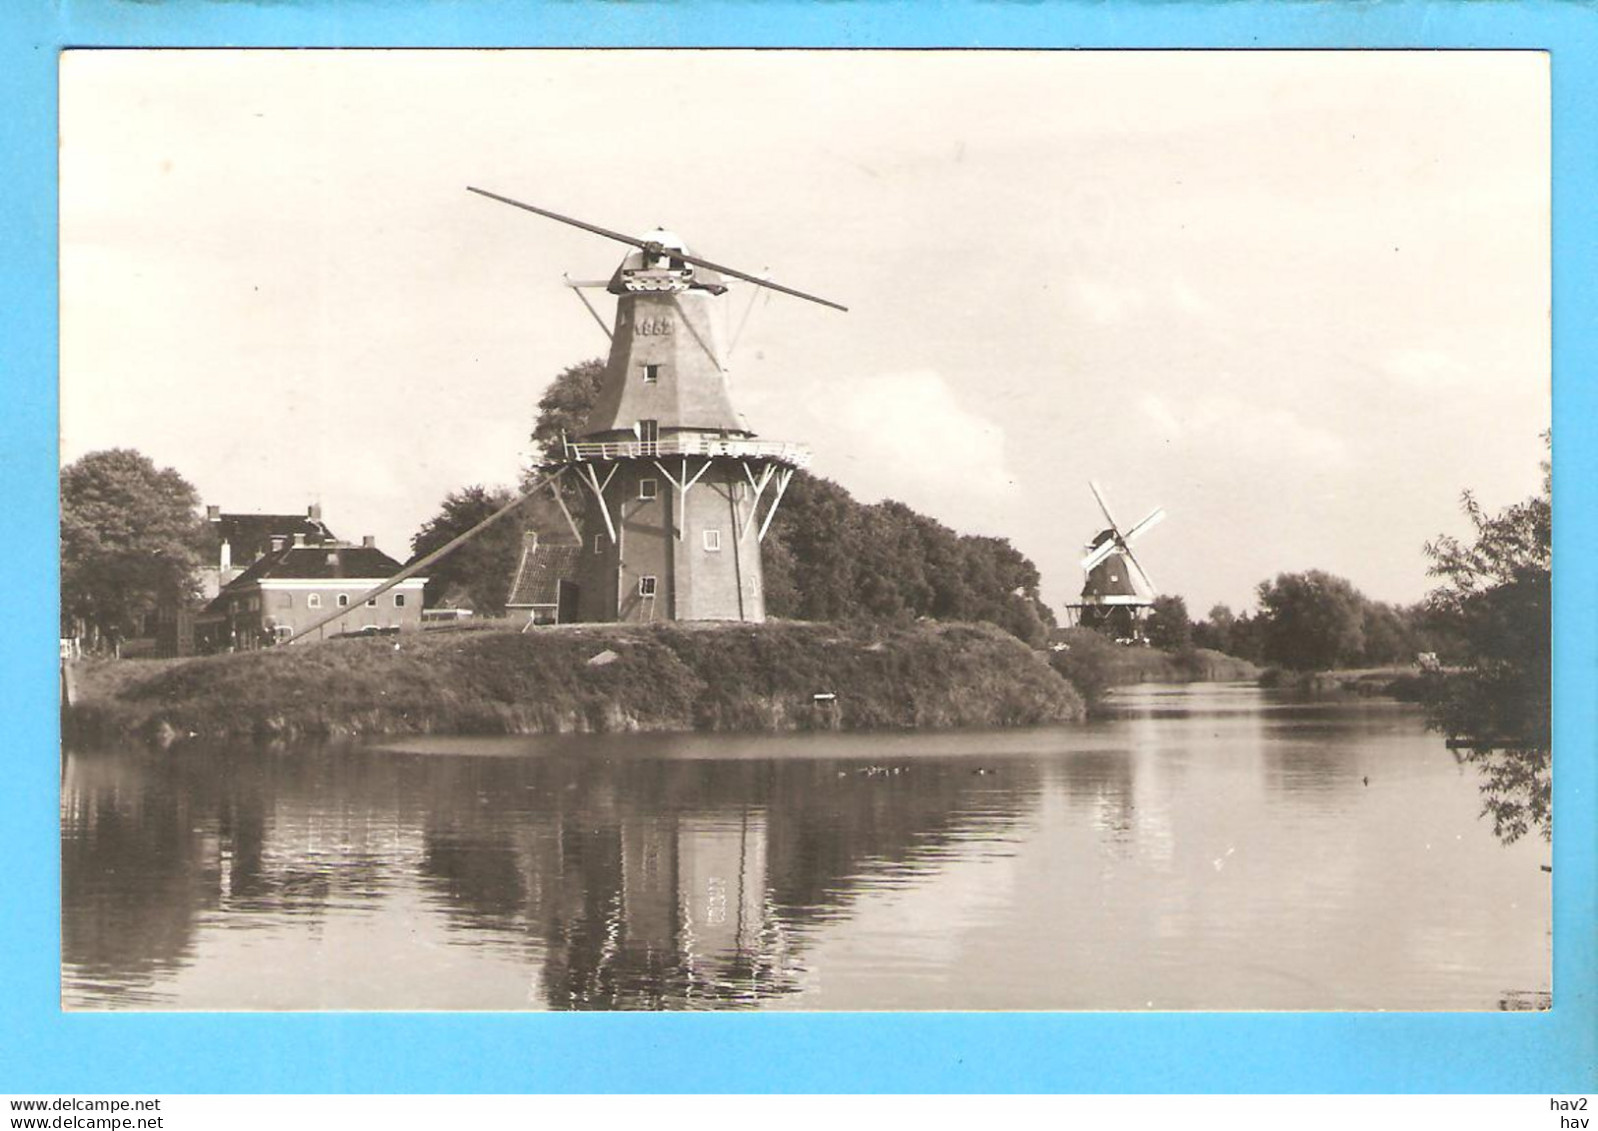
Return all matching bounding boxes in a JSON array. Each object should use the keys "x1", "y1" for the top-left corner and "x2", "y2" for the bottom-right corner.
[{"x1": 61, "y1": 684, "x2": 1550, "y2": 1011}]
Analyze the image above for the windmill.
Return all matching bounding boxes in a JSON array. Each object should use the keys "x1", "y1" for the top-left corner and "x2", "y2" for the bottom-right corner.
[
  {"x1": 280, "y1": 190, "x2": 845, "y2": 643},
  {"x1": 1065, "y1": 480, "x2": 1166, "y2": 641},
  {"x1": 468, "y1": 188, "x2": 846, "y2": 624}
]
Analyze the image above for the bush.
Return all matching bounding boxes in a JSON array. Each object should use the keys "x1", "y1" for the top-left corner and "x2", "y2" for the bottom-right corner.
[{"x1": 1047, "y1": 628, "x2": 1123, "y2": 712}]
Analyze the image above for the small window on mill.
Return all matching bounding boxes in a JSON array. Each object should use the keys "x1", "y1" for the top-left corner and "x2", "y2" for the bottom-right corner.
[
  {"x1": 703, "y1": 529, "x2": 722, "y2": 552},
  {"x1": 639, "y1": 478, "x2": 658, "y2": 501},
  {"x1": 643, "y1": 364, "x2": 660, "y2": 383},
  {"x1": 639, "y1": 576, "x2": 658, "y2": 598}
]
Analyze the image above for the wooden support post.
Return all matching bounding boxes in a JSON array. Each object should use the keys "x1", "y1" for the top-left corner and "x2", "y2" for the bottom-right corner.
[
  {"x1": 577, "y1": 462, "x2": 620, "y2": 544},
  {"x1": 565, "y1": 275, "x2": 613, "y2": 342},
  {"x1": 758, "y1": 467, "x2": 794, "y2": 542},
  {"x1": 740, "y1": 461, "x2": 777, "y2": 539},
  {"x1": 684, "y1": 457, "x2": 713, "y2": 491},
  {"x1": 651, "y1": 456, "x2": 714, "y2": 540},
  {"x1": 545, "y1": 466, "x2": 583, "y2": 545}
]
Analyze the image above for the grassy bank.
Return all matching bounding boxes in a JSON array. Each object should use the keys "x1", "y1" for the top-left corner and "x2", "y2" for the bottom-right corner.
[
  {"x1": 66, "y1": 619, "x2": 1085, "y2": 745},
  {"x1": 1047, "y1": 628, "x2": 1260, "y2": 713},
  {"x1": 1257, "y1": 666, "x2": 1431, "y2": 701}
]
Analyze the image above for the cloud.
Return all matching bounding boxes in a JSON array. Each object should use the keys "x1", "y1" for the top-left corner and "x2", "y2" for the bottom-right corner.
[
  {"x1": 1071, "y1": 277, "x2": 1145, "y2": 325},
  {"x1": 807, "y1": 370, "x2": 1020, "y2": 512},
  {"x1": 1138, "y1": 392, "x2": 1351, "y2": 469},
  {"x1": 1169, "y1": 275, "x2": 1221, "y2": 319},
  {"x1": 1070, "y1": 274, "x2": 1223, "y2": 329},
  {"x1": 1380, "y1": 347, "x2": 1464, "y2": 391}
]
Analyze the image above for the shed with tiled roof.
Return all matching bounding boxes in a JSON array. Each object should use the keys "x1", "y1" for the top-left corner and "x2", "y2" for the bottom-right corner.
[{"x1": 506, "y1": 532, "x2": 582, "y2": 625}]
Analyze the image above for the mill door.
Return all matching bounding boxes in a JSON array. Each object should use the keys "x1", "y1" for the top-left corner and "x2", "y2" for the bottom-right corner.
[
  {"x1": 638, "y1": 419, "x2": 659, "y2": 457},
  {"x1": 556, "y1": 579, "x2": 580, "y2": 625}
]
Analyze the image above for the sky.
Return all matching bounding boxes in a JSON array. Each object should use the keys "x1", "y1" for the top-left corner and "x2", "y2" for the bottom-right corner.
[{"x1": 59, "y1": 50, "x2": 1550, "y2": 615}]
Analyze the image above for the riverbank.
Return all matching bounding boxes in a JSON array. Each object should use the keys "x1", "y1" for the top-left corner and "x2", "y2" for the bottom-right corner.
[
  {"x1": 1258, "y1": 666, "x2": 1431, "y2": 700},
  {"x1": 65, "y1": 619, "x2": 1086, "y2": 745},
  {"x1": 1046, "y1": 627, "x2": 1260, "y2": 714}
]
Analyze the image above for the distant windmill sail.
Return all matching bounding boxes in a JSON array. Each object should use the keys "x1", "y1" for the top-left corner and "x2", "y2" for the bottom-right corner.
[{"x1": 1071, "y1": 480, "x2": 1167, "y2": 638}]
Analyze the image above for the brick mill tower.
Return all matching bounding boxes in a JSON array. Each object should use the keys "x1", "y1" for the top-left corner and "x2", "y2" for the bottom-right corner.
[{"x1": 469, "y1": 189, "x2": 846, "y2": 624}]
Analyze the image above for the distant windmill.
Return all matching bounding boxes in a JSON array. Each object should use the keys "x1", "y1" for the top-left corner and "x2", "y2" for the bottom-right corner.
[{"x1": 1065, "y1": 480, "x2": 1166, "y2": 641}]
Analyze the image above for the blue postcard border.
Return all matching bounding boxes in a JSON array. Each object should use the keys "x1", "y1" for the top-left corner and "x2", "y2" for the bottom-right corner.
[{"x1": 2, "y1": 0, "x2": 1593, "y2": 1095}]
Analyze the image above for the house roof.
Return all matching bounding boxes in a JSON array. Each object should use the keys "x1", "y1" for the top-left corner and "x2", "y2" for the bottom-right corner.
[
  {"x1": 203, "y1": 543, "x2": 417, "y2": 614},
  {"x1": 208, "y1": 513, "x2": 335, "y2": 561},
  {"x1": 506, "y1": 532, "x2": 581, "y2": 607},
  {"x1": 239, "y1": 544, "x2": 407, "y2": 583}
]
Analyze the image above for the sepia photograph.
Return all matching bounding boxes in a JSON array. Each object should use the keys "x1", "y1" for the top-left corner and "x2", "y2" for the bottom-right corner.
[{"x1": 58, "y1": 49, "x2": 1551, "y2": 1012}]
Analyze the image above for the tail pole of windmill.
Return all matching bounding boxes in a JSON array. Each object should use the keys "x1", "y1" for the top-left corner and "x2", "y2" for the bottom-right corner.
[{"x1": 289, "y1": 189, "x2": 845, "y2": 640}]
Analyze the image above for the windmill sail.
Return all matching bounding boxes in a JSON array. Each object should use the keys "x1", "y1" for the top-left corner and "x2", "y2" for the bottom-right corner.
[{"x1": 1069, "y1": 481, "x2": 1167, "y2": 639}]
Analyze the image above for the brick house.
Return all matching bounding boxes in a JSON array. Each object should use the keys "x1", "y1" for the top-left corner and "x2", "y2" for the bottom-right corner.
[
  {"x1": 200, "y1": 504, "x2": 336, "y2": 600},
  {"x1": 153, "y1": 504, "x2": 337, "y2": 656},
  {"x1": 195, "y1": 534, "x2": 427, "y2": 650}
]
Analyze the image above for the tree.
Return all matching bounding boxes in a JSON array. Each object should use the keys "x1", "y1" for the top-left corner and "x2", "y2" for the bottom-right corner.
[
  {"x1": 529, "y1": 359, "x2": 608, "y2": 466},
  {"x1": 761, "y1": 473, "x2": 862, "y2": 621},
  {"x1": 1145, "y1": 595, "x2": 1193, "y2": 653},
  {"x1": 409, "y1": 486, "x2": 529, "y2": 615},
  {"x1": 760, "y1": 473, "x2": 1053, "y2": 644},
  {"x1": 1193, "y1": 603, "x2": 1236, "y2": 654},
  {"x1": 1357, "y1": 601, "x2": 1417, "y2": 667},
  {"x1": 1046, "y1": 626, "x2": 1122, "y2": 713},
  {"x1": 955, "y1": 535, "x2": 1054, "y2": 647},
  {"x1": 60, "y1": 449, "x2": 207, "y2": 648},
  {"x1": 1255, "y1": 570, "x2": 1368, "y2": 671},
  {"x1": 1227, "y1": 610, "x2": 1268, "y2": 663},
  {"x1": 1423, "y1": 452, "x2": 1551, "y2": 843}
]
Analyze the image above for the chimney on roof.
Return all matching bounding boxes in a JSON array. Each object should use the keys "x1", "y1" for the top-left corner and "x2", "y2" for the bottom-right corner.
[
  {"x1": 206, "y1": 505, "x2": 221, "y2": 522},
  {"x1": 362, "y1": 535, "x2": 375, "y2": 549},
  {"x1": 293, "y1": 533, "x2": 306, "y2": 548},
  {"x1": 219, "y1": 539, "x2": 232, "y2": 571},
  {"x1": 308, "y1": 503, "x2": 322, "y2": 521},
  {"x1": 270, "y1": 535, "x2": 286, "y2": 553}
]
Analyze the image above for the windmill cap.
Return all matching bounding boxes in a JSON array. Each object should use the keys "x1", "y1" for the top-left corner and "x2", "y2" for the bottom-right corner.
[
  {"x1": 641, "y1": 228, "x2": 687, "y2": 252},
  {"x1": 611, "y1": 230, "x2": 726, "y2": 295}
]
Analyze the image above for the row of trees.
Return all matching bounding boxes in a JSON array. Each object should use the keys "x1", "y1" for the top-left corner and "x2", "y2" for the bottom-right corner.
[
  {"x1": 761, "y1": 478, "x2": 1054, "y2": 646},
  {"x1": 1183, "y1": 577, "x2": 1466, "y2": 672},
  {"x1": 1136, "y1": 581, "x2": 1461, "y2": 673}
]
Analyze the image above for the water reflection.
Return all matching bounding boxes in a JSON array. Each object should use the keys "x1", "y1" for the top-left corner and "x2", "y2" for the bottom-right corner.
[
  {"x1": 61, "y1": 684, "x2": 1551, "y2": 1011},
  {"x1": 63, "y1": 739, "x2": 1042, "y2": 1009}
]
